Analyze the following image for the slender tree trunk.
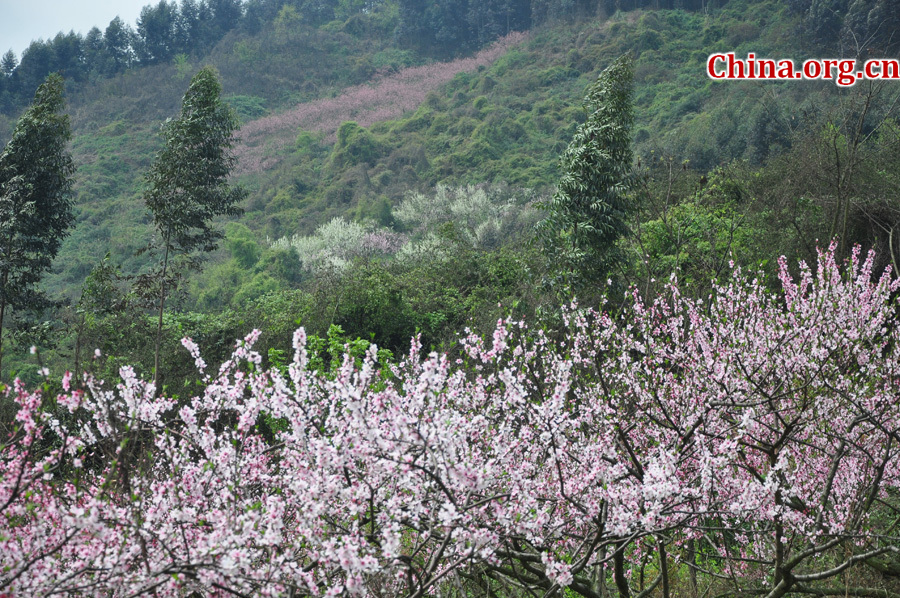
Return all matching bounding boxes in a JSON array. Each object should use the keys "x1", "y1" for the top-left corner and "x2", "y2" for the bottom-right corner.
[
  {"x1": 686, "y1": 538, "x2": 698, "y2": 597},
  {"x1": 657, "y1": 539, "x2": 670, "y2": 598},
  {"x1": 773, "y1": 487, "x2": 787, "y2": 591},
  {"x1": 0, "y1": 294, "x2": 6, "y2": 378},
  {"x1": 73, "y1": 309, "x2": 87, "y2": 379},
  {"x1": 0, "y1": 265, "x2": 9, "y2": 378},
  {"x1": 153, "y1": 234, "x2": 171, "y2": 389},
  {"x1": 613, "y1": 541, "x2": 631, "y2": 598},
  {"x1": 829, "y1": 195, "x2": 841, "y2": 245},
  {"x1": 594, "y1": 545, "x2": 609, "y2": 598},
  {"x1": 890, "y1": 227, "x2": 899, "y2": 275},
  {"x1": 840, "y1": 189, "x2": 851, "y2": 255}
]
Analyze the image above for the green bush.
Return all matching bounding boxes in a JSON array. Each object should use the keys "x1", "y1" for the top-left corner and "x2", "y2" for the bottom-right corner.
[{"x1": 330, "y1": 121, "x2": 387, "y2": 168}]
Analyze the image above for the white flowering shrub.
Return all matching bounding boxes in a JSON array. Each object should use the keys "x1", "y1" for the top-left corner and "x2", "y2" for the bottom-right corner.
[
  {"x1": 272, "y1": 217, "x2": 406, "y2": 272},
  {"x1": 393, "y1": 183, "x2": 540, "y2": 255}
]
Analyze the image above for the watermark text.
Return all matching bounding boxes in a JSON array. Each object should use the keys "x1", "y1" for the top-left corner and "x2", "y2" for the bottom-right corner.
[{"x1": 707, "y1": 53, "x2": 900, "y2": 86}]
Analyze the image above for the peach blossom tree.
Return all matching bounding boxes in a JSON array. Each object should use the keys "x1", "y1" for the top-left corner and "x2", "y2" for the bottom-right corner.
[{"x1": 1, "y1": 245, "x2": 898, "y2": 597}]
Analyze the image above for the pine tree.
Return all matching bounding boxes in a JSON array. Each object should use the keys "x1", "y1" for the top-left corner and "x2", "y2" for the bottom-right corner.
[
  {"x1": 536, "y1": 54, "x2": 635, "y2": 292},
  {"x1": 0, "y1": 50, "x2": 17, "y2": 77},
  {"x1": 0, "y1": 73, "x2": 76, "y2": 376},
  {"x1": 144, "y1": 66, "x2": 245, "y2": 385}
]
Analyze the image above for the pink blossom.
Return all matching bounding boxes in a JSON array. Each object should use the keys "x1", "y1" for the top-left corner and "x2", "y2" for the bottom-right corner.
[
  {"x1": 0, "y1": 245, "x2": 898, "y2": 597},
  {"x1": 234, "y1": 33, "x2": 527, "y2": 175}
]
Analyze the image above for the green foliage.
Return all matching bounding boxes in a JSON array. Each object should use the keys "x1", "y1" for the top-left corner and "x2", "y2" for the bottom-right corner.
[
  {"x1": 632, "y1": 196, "x2": 759, "y2": 290},
  {"x1": 69, "y1": 254, "x2": 140, "y2": 377},
  {"x1": 189, "y1": 221, "x2": 302, "y2": 312},
  {"x1": 536, "y1": 55, "x2": 635, "y2": 292},
  {"x1": 225, "y1": 222, "x2": 261, "y2": 269},
  {"x1": 371, "y1": 48, "x2": 416, "y2": 72},
  {"x1": 306, "y1": 323, "x2": 395, "y2": 378},
  {"x1": 275, "y1": 4, "x2": 304, "y2": 35},
  {"x1": 145, "y1": 67, "x2": 246, "y2": 257},
  {"x1": 224, "y1": 94, "x2": 268, "y2": 122},
  {"x1": 0, "y1": 74, "x2": 75, "y2": 377},
  {"x1": 328, "y1": 266, "x2": 416, "y2": 355},
  {"x1": 143, "y1": 66, "x2": 247, "y2": 381},
  {"x1": 330, "y1": 121, "x2": 386, "y2": 168},
  {"x1": 395, "y1": 242, "x2": 538, "y2": 348},
  {"x1": 231, "y1": 271, "x2": 284, "y2": 306},
  {"x1": 397, "y1": 0, "x2": 531, "y2": 57},
  {"x1": 174, "y1": 54, "x2": 193, "y2": 80}
]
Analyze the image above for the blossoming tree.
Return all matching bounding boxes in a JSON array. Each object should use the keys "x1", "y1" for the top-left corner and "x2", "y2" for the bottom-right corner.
[{"x1": 1, "y1": 244, "x2": 898, "y2": 597}]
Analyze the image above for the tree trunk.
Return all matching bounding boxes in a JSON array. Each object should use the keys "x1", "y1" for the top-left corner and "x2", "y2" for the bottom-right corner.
[
  {"x1": 74, "y1": 312, "x2": 83, "y2": 378},
  {"x1": 774, "y1": 491, "x2": 785, "y2": 588},
  {"x1": 613, "y1": 541, "x2": 631, "y2": 598},
  {"x1": 0, "y1": 266, "x2": 8, "y2": 378},
  {"x1": 153, "y1": 234, "x2": 171, "y2": 389},
  {"x1": 594, "y1": 545, "x2": 609, "y2": 598},
  {"x1": 658, "y1": 539, "x2": 670, "y2": 598},
  {"x1": 0, "y1": 294, "x2": 6, "y2": 378},
  {"x1": 686, "y1": 538, "x2": 698, "y2": 597}
]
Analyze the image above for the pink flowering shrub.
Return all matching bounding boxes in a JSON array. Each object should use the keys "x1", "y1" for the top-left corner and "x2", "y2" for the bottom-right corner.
[{"x1": 1, "y1": 245, "x2": 898, "y2": 597}]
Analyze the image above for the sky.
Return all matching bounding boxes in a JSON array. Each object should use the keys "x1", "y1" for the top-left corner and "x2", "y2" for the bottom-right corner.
[{"x1": 0, "y1": 0, "x2": 152, "y2": 58}]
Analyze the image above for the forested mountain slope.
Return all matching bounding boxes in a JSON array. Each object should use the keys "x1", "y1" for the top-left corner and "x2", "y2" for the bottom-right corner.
[
  {"x1": 9, "y1": 1, "x2": 797, "y2": 295},
  {"x1": 1, "y1": 0, "x2": 900, "y2": 388}
]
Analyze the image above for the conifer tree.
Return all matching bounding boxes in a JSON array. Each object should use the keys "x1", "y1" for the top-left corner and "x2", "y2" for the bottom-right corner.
[
  {"x1": 0, "y1": 50, "x2": 17, "y2": 77},
  {"x1": 536, "y1": 55, "x2": 635, "y2": 292},
  {"x1": 0, "y1": 73, "x2": 75, "y2": 377},
  {"x1": 144, "y1": 66, "x2": 245, "y2": 385}
]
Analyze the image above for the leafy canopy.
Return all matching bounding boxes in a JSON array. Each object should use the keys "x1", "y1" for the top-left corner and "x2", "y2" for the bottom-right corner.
[
  {"x1": 143, "y1": 65, "x2": 246, "y2": 386},
  {"x1": 536, "y1": 54, "x2": 635, "y2": 291},
  {"x1": 0, "y1": 73, "x2": 75, "y2": 374},
  {"x1": 144, "y1": 65, "x2": 245, "y2": 256}
]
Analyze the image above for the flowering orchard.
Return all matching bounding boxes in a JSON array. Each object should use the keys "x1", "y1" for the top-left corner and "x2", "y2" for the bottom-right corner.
[
  {"x1": 2, "y1": 245, "x2": 899, "y2": 597},
  {"x1": 233, "y1": 32, "x2": 527, "y2": 175}
]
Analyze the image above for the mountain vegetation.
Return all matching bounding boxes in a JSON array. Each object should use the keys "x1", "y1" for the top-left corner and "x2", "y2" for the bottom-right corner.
[
  {"x1": 0, "y1": 74, "x2": 75, "y2": 374},
  {"x1": 2, "y1": 0, "x2": 900, "y2": 594}
]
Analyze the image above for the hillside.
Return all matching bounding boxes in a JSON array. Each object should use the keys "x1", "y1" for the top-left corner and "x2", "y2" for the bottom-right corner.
[
  {"x1": 1, "y1": 0, "x2": 899, "y2": 387},
  {"x1": 37, "y1": 0, "x2": 801, "y2": 297}
]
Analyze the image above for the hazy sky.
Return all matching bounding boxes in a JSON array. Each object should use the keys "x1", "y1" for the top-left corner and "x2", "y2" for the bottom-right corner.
[{"x1": 0, "y1": 0, "x2": 152, "y2": 58}]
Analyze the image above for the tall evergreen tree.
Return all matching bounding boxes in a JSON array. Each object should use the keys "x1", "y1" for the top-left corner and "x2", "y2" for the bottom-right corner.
[
  {"x1": 49, "y1": 31, "x2": 86, "y2": 81},
  {"x1": 536, "y1": 55, "x2": 635, "y2": 292},
  {"x1": 176, "y1": 0, "x2": 202, "y2": 52},
  {"x1": 201, "y1": 0, "x2": 244, "y2": 47},
  {"x1": 0, "y1": 51, "x2": 16, "y2": 113},
  {"x1": 143, "y1": 66, "x2": 245, "y2": 384},
  {"x1": 397, "y1": 0, "x2": 430, "y2": 51},
  {"x1": 137, "y1": 1, "x2": 179, "y2": 64},
  {"x1": 0, "y1": 73, "x2": 76, "y2": 376},
  {"x1": 0, "y1": 50, "x2": 17, "y2": 77},
  {"x1": 15, "y1": 42, "x2": 55, "y2": 104},
  {"x1": 83, "y1": 27, "x2": 106, "y2": 74},
  {"x1": 104, "y1": 17, "x2": 135, "y2": 74}
]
